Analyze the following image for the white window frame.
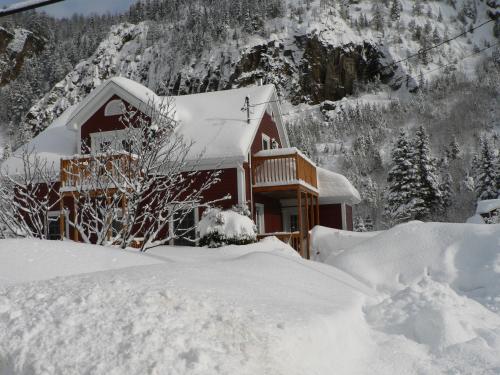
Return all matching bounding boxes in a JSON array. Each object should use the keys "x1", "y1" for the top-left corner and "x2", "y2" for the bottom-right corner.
[
  {"x1": 255, "y1": 203, "x2": 265, "y2": 234},
  {"x1": 90, "y1": 128, "x2": 141, "y2": 154},
  {"x1": 262, "y1": 134, "x2": 271, "y2": 151}
]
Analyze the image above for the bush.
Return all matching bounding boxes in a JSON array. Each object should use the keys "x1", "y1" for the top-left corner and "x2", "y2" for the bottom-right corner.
[{"x1": 199, "y1": 207, "x2": 257, "y2": 248}]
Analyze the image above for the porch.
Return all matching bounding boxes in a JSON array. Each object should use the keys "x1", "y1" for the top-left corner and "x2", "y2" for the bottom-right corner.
[{"x1": 251, "y1": 148, "x2": 319, "y2": 259}]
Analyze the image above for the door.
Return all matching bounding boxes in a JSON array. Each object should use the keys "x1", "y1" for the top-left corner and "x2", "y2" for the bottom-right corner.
[{"x1": 255, "y1": 204, "x2": 265, "y2": 234}]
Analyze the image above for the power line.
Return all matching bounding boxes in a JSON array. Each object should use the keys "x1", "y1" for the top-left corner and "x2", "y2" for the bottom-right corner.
[
  {"x1": 373, "y1": 18, "x2": 495, "y2": 75},
  {"x1": 0, "y1": 0, "x2": 65, "y2": 17},
  {"x1": 421, "y1": 40, "x2": 500, "y2": 77}
]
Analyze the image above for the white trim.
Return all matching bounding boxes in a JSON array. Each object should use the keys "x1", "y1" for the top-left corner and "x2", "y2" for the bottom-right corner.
[
  {"x1": 255, "y1": 203, "x2": 265, "y2": 234},
  {"x1": 341, "y1": 203, "x2": 347, "y2": 230},
  {"x1": 237, "y1": 164, "x2": 246, "y2": 205}
]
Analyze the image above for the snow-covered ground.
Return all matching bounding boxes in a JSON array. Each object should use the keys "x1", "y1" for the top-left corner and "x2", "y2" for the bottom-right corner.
[{"x1": 1, "y1": 223, "x2": 500, "y2": 374}]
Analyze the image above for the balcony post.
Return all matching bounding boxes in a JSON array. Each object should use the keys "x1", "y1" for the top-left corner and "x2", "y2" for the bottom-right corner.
[{"x1": 59, "y1": 197, "x2": 64, "y2": 240}]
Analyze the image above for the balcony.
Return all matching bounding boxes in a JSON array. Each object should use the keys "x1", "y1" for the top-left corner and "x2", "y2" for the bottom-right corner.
[
  {"x1": 251, "y1": 148, "x2": 318, "y2": 194},
  {"x1": 60, "y1": 153, "x2": 136, "y2": 192}
]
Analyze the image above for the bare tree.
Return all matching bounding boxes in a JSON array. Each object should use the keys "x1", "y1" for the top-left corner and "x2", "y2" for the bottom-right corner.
[
  {"x1": 62, "y1": 98, "x2": 228, "y2": 251},
  {"x1": 0, "y1": 147, "x2": 59, "y2": 239}
]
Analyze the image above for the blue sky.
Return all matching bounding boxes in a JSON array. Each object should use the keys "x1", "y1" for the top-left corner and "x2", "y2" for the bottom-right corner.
[{"x1": 0, "y1": 0, "x2": 137, "y2": 18}]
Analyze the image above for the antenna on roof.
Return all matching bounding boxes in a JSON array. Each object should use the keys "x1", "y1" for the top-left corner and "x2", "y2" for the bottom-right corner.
[{"x1": 241, "y1": 96, "x2": 250, "y2": 124}]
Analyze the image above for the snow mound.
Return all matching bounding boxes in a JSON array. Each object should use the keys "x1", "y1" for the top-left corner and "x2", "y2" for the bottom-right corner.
[
  {"x1": 326, "y1": 222, "x2": 500, "y2": 312},
  {"x1": 0, "y1": 239, "x2": 161, "y2": 285},
  {"x1": 310, "y1": 225, "x2": 382, "y2": 262},
  {"x1": 476, "y1": 199, "x2": 500, "y2": 215},
  {"x1": 0, "y1": 239, "x2": 374, "y2": 375},
  {"x1": 366, "y1": 277, "x2": 500, "y2": 351}
]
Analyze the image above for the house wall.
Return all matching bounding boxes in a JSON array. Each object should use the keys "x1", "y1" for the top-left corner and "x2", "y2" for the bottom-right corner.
[
  {"x1": 319, "y1": 204, "x2": 343, "y2": 230},
  {"x1": 253, "y1": 193, "x2": 282, "y2": 233},
  {"x1": 318, "y1": 203, "x2": 354, "y2": 231},
  {"x1": 250, "y1": 111, "x2": 282, "y2": 155}
]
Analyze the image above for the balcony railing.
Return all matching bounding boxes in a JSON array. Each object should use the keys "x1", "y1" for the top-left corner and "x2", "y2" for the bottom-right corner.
[
  {"x1": 60, "y1": 153, "x2": 136, "y2": 192},
  {"x1": 251, "y1": 148, "x2": 318, "y2": 191}
]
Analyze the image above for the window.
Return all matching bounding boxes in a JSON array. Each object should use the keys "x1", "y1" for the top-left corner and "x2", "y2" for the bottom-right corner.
[
  {"x1": 46, "y1": 211, "x2": 68, "y2": 240},
  {"x1": 173, "y1": 209, "x2": 197, "y2": 246},
  {"x1": 104, "y1": 100, "x2": 125, "y2": 117},
  {"x1": 289, "y1": 214, "x2": 299, "y2": 232},
  {"x1": 90, "y1": 128, "x2": 141, "y2": 154},
  {"x1": 262, "y1": 134, "x2": 271, "y2": 151}
]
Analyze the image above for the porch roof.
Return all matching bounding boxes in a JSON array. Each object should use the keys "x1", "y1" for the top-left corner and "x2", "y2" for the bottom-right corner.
[{"x1": 317, "y1": 167, "x2": 361, "y2": 205}]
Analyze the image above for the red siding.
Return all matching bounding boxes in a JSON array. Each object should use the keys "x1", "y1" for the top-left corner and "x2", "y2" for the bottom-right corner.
[
  {"x1": 250, "y1": 112, "x2": 282, "y2": 155},
  {"x1": 253, "y1": 193, "x2": 282, "y2": 233},
  {"x1": 319, "y1": 204, "x2": 343, "y2": 230},
  {"x1": 197, "y1": 168, "x2": 239, "y2": 211}
]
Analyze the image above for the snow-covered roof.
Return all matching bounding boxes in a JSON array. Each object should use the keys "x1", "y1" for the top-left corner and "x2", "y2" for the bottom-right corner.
[
  {"x1": 1, "y1": 105, "x2": 78, "y2": 174},
  {"x1": 171, "y1": 84, "x2": 281, "y2": 163},
  {"x1": 317, "y1": 167, "x2": 361, "y2": 205},
  {"x1": 2, "y1": 78, "x2": 289, "y2": 172},
  {"x1": 476, "y1": 199, "x2": 500, "y2": 215}
]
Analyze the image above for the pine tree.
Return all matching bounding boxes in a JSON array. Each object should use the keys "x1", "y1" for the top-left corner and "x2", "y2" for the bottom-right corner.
[
  {"x1": 440, "y1": 157, "x2": 454, "y2": 211},
  {"x1": 372, "y1": 4, "x2": 385, "y2": 32},
  {"x1": 390, "y1": 0, "x2": 402, "y2": 21},
  {"x1": 474, "y1": 138, "x2": 499, "y2": 200},
  {"x1": 411, "y1": 125, "x2": 443, "y2": 220},
  {"x1": 385, "y1": 129, "x2": 419, "y2": 224}
]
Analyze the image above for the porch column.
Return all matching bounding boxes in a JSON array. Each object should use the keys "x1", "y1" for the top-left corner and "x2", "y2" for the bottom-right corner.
[
  {"x1": 73, "y1": 196, "x2": 79, "y2": 242},
  {"x1": 59, "y1": 197, "x2": 64, "y2": 240}
]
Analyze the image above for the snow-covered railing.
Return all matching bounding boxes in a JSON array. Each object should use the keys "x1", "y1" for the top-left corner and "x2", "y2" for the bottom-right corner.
[
  {"x1": 60, "y1": 153, "x2": 136, "y2": 191},
  {"x1": 252, "y1": 148, "x2": 318, "y2": 190}
]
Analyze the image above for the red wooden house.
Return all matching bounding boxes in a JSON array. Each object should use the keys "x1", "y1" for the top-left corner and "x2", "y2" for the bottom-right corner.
[{"x1": 3, "y1": 77, "x2": 360, "y2": 257}]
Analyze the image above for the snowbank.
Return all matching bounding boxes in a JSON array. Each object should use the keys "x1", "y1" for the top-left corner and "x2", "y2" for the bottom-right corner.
[
  {"x1": 0, "y1": 238, "x2": 374, "y2": 375},
  {"x1": 326, "y1": 222, "x2": 500, "y2": 312},
  {"x1": 0, "y1": 239, "x2": 161, "y2": 285},
  {"x1": 310, "y1": 225, "x2": 382, "y2": 262}
]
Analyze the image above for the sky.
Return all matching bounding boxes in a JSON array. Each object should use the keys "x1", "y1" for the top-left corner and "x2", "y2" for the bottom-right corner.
[{"x1": 0, "y1": 0, "x2": 138, "y2": 18}]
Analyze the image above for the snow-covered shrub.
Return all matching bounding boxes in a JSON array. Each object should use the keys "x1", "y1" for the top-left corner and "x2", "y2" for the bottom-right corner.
[{"x1": 199, "y1": 207, "x2": 257, "y2": 248}]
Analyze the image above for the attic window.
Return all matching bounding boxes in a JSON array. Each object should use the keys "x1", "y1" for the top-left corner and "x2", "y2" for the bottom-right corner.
[
  {"x1": 105, "y1": 100, "x2": 125, "y2": 117},
  {"x1": 262, "y1": 134, "x2": 271, "y2": 150}
]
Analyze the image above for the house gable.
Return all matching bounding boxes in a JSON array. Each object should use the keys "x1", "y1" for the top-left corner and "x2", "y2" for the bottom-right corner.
[{"x1": 80, "y1": 95, "x2": 132, "y2": 153}]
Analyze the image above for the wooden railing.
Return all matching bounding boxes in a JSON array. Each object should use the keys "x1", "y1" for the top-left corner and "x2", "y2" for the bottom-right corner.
[
  {"x1": 252, "y1": 149, "x2": 318, "y2": 189},
  {"x1": 60, "y1": 153, "x2": 136, "y2": 191}
]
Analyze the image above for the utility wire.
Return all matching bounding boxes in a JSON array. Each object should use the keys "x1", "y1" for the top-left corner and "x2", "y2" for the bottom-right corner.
[
  {"x1": 373, "y1": 18, "x2": 495, "y2": 75},
  {"x1": 421, "y1": 40, "x2": 500, "y2": 77}
]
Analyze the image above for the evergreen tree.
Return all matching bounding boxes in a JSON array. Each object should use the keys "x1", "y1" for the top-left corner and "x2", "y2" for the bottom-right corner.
[
  {"x1": 411, "y1": 125, "x2": 443, "y2": 220},
  {"x1": 390, "y1": 0, "x2": 402, "y2": 21},
  {"x1": 385, "y1": 129, "x2": 419, "y2": 224},
  {"x1": 474, "y1": 138, "x2": 499, "y2": 200},
  {"x1": 440, "y1": 157, "x2": 454, "y2": 211}
]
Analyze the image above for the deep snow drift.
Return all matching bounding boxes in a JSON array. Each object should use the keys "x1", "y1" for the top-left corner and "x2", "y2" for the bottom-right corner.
[{"x1": 1, "y1": 222, "x2": 500, "y2": 374}]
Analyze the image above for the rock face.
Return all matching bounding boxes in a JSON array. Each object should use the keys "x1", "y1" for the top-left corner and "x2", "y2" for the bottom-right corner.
[
  {"x1": 25, "y1": 22, "x2": 391, "y2": 135},
  {"x1": 0, "y1": 27, "x2": 44, "y2": 86}
]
